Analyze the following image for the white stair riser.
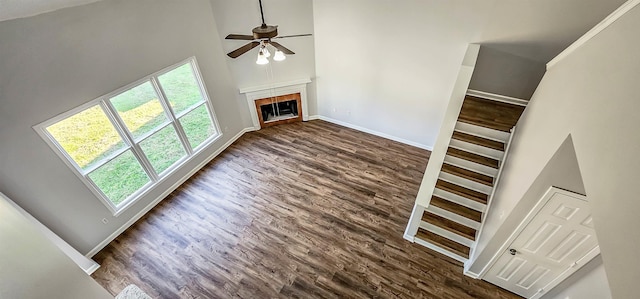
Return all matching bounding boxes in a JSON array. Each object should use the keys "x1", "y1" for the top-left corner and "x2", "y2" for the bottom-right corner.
[
  {"x1": 449, "y1": 139, "x2": 504, "y2": 161},
  {"x1": 420, "y1": 221, "x2": 474, "y2": 247},
  {"x1": 414, "y1": 237, "x2": 468, "y2": 263},
  {"x1": 444, "y1": 156, "x2": 498, "y2": 177},
  {"x1": 434, "y1": 188, "x2": 486, "y2": 212},
  {"x1": 455, "y1": 122, "x2": 510, "y2": 143},
  {"x1": 425, "y1": 205, "x2": 481, "y2": 230},
  {"x1": 439, "y1": 172, "x2": 492, "y2": 195}
]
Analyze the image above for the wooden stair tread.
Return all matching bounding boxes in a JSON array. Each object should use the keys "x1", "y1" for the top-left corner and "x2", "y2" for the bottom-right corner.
[
  {"x1": 436, "y1": 179, "x2": 488, "y2": 205},
  {"x1": 416, "y1": 229, "x2": 470, "y2": 258},
  {"x1": 452, "y1": 131, "x2": 505, "y2": 151},
  {"x1": 458, "y1": 96, "x2": 526, "y2": 132},
  {"x1": 441, "y1": 163, "x2": 493, "y2": 186},
  {"x1": 430, "y1": 196, "x2": 482, "y2": 223},
  {"x1": 422, "y1": 211, "x2": 476, "y2": 240},
  {"x1": 447, "y1": 147, "x2": 499, "y2": 169}
]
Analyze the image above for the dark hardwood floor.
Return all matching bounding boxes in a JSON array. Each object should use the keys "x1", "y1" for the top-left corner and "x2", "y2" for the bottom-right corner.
[
  {"x1": 458, "y1": 96, "x2": 526, "y2": 132},
  {"x1": 92, "y1": 120, "x2": 520, "y2": 299}
]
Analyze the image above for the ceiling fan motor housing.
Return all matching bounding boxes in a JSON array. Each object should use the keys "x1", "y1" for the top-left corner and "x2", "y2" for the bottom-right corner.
[{"x1": 253, "y1": 25, "x2": 278, "y2": 39}]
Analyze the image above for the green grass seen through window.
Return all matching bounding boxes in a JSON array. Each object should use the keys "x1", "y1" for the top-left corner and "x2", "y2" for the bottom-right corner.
[{"x1": 47, "y1": 62, "x2": 216, "y2": 206}]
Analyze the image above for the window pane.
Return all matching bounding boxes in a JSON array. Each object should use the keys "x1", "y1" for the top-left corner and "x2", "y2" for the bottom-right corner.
[
  {"x1": 139, "y1": 125, "x2": 186, "y2": 174},
  {"x1": 179, "y1": 104, "x2": 216, "y2": 149},
  {"x1": 46, "y1": 105, "x2": 126, "y2": 171},
  {"x1": 110, "y1": 81, "x2": 169, "y2": 140},
  {"x1": 88, "y1": 150, "x2": 150, "y2": 205},
  {"x1": 157, "y1": 63, "x2": 204, "y2": 115}
]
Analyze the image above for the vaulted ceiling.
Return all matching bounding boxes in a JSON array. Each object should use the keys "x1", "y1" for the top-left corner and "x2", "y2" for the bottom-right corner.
[
  {"x1": 0, "y1": 0, "x2": 626, "y2": 63},
  {"x1": 0, "y1": 0, "x2": 101, "y2": 21},
  {"x1": 480, "y1": 0, "x2": 627, "y2": 62}
]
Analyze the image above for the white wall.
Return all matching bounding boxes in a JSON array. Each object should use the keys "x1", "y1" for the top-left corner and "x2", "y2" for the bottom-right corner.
[
  {"x1": 312, "y1": 0, "x2": 495, "y2": 149},
  {"x1": 209, "y1": 0, "x2": 317, "y2": 120},
  {"x1": 542, "y1": 255, "x2": 611, "y2": 299},
  {"x1": 0, "y1": 193, "x2": 112, "y2": 298},
  {"x1": 470, "y1": 4, "x2": 640, "y2": 298},
  {"x1": 469, "y1": 46, "x2": 546, "y2": 100},
  {"x1": 471, "y1": 136, "x2": 586, "y2": 267},
  {"x1": 0, "y1": 0, "x2": 246, "y2": 254},
  {"x1": 311, "y1": 0, "x2": 625, "y2": 149}
]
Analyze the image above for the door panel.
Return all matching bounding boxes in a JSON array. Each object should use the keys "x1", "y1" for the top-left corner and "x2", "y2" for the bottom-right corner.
[{"x1": 485, "y1": 190, "x2": 598, "y2": 298}]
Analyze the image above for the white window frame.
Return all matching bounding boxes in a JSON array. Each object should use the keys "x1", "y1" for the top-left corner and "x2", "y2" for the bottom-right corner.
[{"x1": 34, "y1": 57, "x2": 222, "y2": 216}]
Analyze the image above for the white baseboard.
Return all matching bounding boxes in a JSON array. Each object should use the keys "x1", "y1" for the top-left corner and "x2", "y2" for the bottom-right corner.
[
  {"x1": 86, "y1": 127, "x2": 255, "y2": 257},
  {"x1": 464, "y1": 269, "x2": 481, "y2": 279},
  {"x1": 309, "y1": 115, "x2": 433, "y2": 151},
  {"x1": 403, "y1": 233, "x2": 415, "y2": 242},
  {"x1": 86, "y1": 263, "x2": 101, "y2": 275}
]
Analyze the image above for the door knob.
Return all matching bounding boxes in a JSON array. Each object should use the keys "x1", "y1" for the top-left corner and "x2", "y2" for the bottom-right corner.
[{"x1": 509, "y1": 249, "x2": 517, "y2": 256}]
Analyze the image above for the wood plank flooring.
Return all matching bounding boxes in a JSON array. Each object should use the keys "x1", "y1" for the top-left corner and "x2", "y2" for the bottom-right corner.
[
  {"x1": 91, "y1": 120, "x2": 520, "y2": 299},
  {"x1": 446, "y1": 147, "x2": 499, "y2": 169},
  {"x1": 458, "y1": 96, "x2": 526, "y2": 132},
  {"x1": 429, "y1": 196, "x2": 482, "y2": 223},
  {"x1": 435, "y1": 180, "x2": 488, "y2": 205},
  {"x1": 451, "y1": 131, "x2": 505, "y2": 151},
  {"x1": 421, "y1": 211, "x2": 476, "y2": 241},
  {"x1": 441, "y1": 164, "x2": 493, "y2": 186}
]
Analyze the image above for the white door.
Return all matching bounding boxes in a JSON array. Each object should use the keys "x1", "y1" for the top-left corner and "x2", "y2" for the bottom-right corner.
[{"x1": 485, "y1": 188, "x2": 599, "y2": 298}]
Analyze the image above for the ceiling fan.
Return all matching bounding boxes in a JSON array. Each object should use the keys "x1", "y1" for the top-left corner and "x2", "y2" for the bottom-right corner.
[{"x1": 225, "y1": 0, "x2": 312, "y2": 64}]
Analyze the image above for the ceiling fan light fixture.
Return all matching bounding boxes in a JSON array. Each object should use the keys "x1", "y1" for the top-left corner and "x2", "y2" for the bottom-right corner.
[
  {"x1": 273, "y1": 50, "x2": 286, "y2": 61},
  {"x1": 225, "y1": 0, "x2": 312, "y2": 59},
  {"x1": 256, "y1": 51, "x2": 269, "y2": 65}
]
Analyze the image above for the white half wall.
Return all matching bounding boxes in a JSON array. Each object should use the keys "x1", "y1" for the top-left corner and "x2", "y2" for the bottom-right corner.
[
  {"x1": 0, "y1": 192, "x2": 112, "y2": 298},
  {"x1": 469, "y1": 3, "x2": 640, "y2": 298},
  {"x1": 312, "y1": 0, "x2": 495, "y2": 149}
]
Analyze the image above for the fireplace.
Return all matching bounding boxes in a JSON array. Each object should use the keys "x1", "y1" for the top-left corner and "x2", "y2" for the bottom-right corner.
[
  {"x1": 239, "y1": 78, "x2": 311, "y2": 130},
  {"x1": 255, "y1": 93, "x2": 302, "y2": 128}
]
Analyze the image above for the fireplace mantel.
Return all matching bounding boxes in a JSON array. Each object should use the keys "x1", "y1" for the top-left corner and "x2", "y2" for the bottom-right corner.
[{"x1": 240, "y1": 78, "x2": 311, "y2": 130}]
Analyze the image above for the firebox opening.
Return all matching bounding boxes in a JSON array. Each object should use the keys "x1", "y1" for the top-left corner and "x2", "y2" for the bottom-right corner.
[{"x1": 260, "y1": 99, "x2": 299, "y2": 123}]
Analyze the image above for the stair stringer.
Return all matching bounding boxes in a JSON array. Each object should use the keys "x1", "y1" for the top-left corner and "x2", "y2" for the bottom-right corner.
[
  {"x1": 463, "y1": 125, "x2": 517, "y2": 276},
  {"x1": 404, "y1": 43, "x2": 480, "y2": 241}
]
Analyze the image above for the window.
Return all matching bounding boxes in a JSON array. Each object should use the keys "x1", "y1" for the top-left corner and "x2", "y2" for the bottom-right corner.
[{"x1": 36, "y1": 58, "x2": 221, "y2": 215}]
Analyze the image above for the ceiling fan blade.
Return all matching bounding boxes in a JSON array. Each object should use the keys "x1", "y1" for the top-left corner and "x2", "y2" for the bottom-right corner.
[
  {"x1": 272, "y1": 34, "x2": 312, "y2": 39},
  {"x1": 269, "y1": 41, "x2": 295, "y2": 55},
  {"x1": 227, "y1": 42, "x2": 260, "y2": 58},
  {"x1": 225, "y1": 34, "x2": 255, "y2": 40}
]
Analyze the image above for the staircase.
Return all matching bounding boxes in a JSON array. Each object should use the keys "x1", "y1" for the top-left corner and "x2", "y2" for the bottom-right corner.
[{"x1": 413, "y1": 94, "x2": 525, "y2": 263}]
